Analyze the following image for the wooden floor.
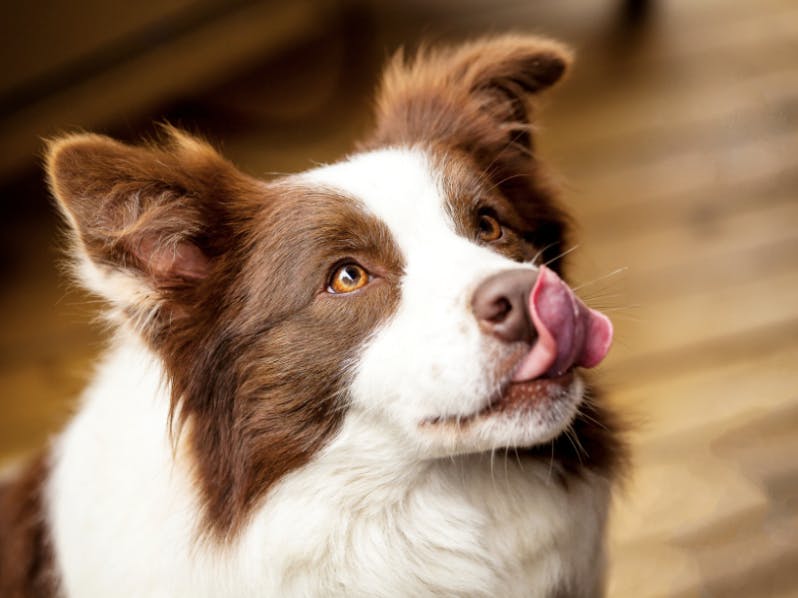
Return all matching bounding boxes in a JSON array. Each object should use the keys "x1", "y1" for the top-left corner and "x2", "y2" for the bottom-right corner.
[{"x1": 1, "y1": 0, "x2": 797, "y2": 596}]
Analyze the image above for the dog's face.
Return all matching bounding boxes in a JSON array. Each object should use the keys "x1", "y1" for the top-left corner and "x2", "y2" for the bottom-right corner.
[
  {"x1": 299, "y1": 147, "x2": 605, "y2": 457},
  {"x1": 46, "y1": 35, "x2": 611, "y2": 534}
]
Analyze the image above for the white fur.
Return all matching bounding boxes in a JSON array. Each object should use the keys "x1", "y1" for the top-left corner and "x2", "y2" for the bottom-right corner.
[
  {"x1": 302, "y1": 148, "x2": 585, "y2": 454},
  {"x1": 46, "y1": 147, "x2": 609, "y2": 597}
]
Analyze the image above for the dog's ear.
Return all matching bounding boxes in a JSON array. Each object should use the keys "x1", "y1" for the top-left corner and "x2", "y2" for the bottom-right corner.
[
  {"x1": 46, "y1": 127, "x2": 253, "y2": 324},
  {"x1": 365, "y1": 35, "x2": 572, "y2": 271},
  {"x1": 366, "y1": 34, "x2": 571, "y2": 164}
]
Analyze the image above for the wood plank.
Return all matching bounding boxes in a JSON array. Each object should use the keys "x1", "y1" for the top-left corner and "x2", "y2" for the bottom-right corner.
[
  {"x1": 575, "y1": 199, "x2": 798, "y2": 280},
  {"x1": 576, "y1": 169, "x2": 798, "y2": 241},
  {"x1": 609, "y1": 450, "x2": 768, "y2": 548},
  {"x1": 565, "y1": 129, "x2": 798, "y2": 216},
  {"x1": 674, "y1": 512, "x2": 798, "y2": 598},
  {"x1": 614, "y1": 268, "x2": 798, "y2": 360},
  {"x1": 0, "y1": 0, "x2": 206, "y2": 97},
  {"x1": 603, "y1": 316, "x2": 798, "y2": 387},
  {"x1": 0, "y1": 356, "x2": 91, "y2": 457},
  {"x1": 607, "y1": 341, "x2": 798, "y2": 445},
  {"x1": 572, "y1": 235, "x2": 798, "y2": 307},
  {"x1": 608, "y1": 376, "x2": 798, "y2": 597},
  {"x1": 547, "y1": 55, "x2": 798, "y2": 166},
  {"x1": 712, "y1": 404, "x2": 798, "y2": 485},
  {"x1": 632, "y1": 2, "x2": 798, "y2": 64},
  {"x1": 612, "y1": 511, "x2": 798, "y2": 598},
  {"x1": 608, "y1": 542, "x2": 703, "y2": 598}
]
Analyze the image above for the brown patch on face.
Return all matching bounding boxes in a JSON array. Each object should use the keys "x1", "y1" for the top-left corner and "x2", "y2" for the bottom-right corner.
[
  {"x1": 0, "y1": 453, "x2": 59, "y2": 597},
  {"x1": 168, "y1": 183, "x2": 403, "y2": 539},
  {"x1": 429, "y1": 148, "x2": 569, "y2": 270},
  {"x1": 47, "y1": 130, "x2": 404, "y2": 540}
]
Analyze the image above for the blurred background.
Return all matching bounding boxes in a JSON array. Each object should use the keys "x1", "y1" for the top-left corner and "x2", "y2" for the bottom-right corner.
[{"x1": 1, "y1": 0, "x2": 797, "y2": 595}]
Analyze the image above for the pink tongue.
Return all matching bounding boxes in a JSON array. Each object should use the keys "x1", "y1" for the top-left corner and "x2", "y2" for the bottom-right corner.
[{"x1": 511, "y1": 266, "x2": 613, "y2": 381}]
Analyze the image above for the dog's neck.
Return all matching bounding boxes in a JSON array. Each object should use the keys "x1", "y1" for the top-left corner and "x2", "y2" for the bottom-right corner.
[{"x1": 47, "y1": 335, "x2": 607, "y2": 597}]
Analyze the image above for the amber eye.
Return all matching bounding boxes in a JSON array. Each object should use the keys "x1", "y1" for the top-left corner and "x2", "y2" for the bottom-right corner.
[
  {"x1": 477, "y1": 213, "x2": 503, "y2": 242},
  {"x1": 328, "y1": 263, "x2": 369, "y2": 294}
]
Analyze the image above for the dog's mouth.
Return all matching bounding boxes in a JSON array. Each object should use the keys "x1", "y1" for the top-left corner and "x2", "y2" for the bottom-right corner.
[
  {"x1": 422, "y1": 267, "x2": 612, "y2": 430},
  {"x1": 482, "y1": 370, "x2": 576, "y2": 416},
  {"x1": 422, "y1": 370, "x2": 576, "y2": 428}
]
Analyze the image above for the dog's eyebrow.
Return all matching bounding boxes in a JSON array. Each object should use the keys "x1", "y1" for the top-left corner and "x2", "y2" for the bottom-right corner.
[{"x1": 251, "y1": 183, "x2": 405, "y2": 274}]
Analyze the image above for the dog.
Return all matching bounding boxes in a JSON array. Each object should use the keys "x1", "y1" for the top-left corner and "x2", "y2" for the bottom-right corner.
[{"x1": 0, "y1": 35, "x2": 624, "y2": 597}]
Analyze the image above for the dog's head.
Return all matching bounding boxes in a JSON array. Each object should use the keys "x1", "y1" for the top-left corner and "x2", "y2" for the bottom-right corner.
[{"x1": 46, "y1": 35, "x2": 612, "y2": 535}]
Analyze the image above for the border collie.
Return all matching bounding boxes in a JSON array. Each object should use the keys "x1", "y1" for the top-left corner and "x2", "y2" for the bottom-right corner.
[{"x1": 0, "y1": 35, "x2": 624, "y2": 597}]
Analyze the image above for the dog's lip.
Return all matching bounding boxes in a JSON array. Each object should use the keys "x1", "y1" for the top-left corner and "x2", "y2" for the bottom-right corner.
[
  {"x1": 421, "y1": 370, "x2": 575, "y2": 427},
  {"x1": 486, "y1": 371, "x2": 575, "y2": 416}
]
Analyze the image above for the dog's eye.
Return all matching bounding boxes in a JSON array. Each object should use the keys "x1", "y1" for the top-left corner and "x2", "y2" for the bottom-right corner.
[
  {"x1": 477, "y1": 213, "x2": 503, "y2": 242},
  {"x1": 328, "y1": 263, "x2": 369, "y2": 294}
]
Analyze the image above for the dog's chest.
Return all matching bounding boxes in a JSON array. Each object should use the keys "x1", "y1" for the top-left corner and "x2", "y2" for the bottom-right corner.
[
  {"x1": 240, "y1": 442, "x2": 609, "y2": 597},
  {"x1": 48, "y1": 344, "x2": 608, "y2": 597}
]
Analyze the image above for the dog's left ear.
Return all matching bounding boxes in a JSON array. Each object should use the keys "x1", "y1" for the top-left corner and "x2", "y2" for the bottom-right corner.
[{"x1": 365, "y1": 34, "x2": 571, "y2": 164}]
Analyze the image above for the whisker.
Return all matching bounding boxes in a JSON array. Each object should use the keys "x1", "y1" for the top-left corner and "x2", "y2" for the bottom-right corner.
[
  {"x1": 565, "y1": 425, "x2": 587, "y2": 466},
  {"x1": 580, "y1": 297, "x2": 637, "y2": 309},
  {"x1": 483, "y1": 172, "x2": 528, "y2": 195},
  {"x1": 578, "y1": 291, "x2": 627, "y2": 302},
  {"x1": 576, "y1": 404, "x2": 610, "y2": 432},
  {"x1": 571, "y1": 267, "x2": 628, "y2": 293},
  {"x1": 542, "y1": 244, "x2": 580, "y2": 267},
  {"x1": 513, "y1": 446, "x2": 524, "y2": 471},
  {"x1": 530, "y1": 241, "x2": 561, "y2": 267},
  {"x1": 482, "y1": 129, "x2": 530, "y2": 178},
  {"x1": 593, "y1": 307, "x2": 642, "y2": 318}
]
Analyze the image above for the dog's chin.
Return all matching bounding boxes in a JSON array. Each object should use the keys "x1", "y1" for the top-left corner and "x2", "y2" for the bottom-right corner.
[{"x1": 417, "y1": 371, "x2": 585, "y2": 457}]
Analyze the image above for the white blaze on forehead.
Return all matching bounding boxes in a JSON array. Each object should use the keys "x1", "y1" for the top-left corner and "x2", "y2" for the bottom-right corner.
[
  {"x1": 299, "y1": 146, "x2": 519, "y2": 298},
  {"x1": 299, "y1": 146, "x2": 519, "y2": 282},
  {"x1": 301, "y1": 147, "x2": 456, "y2": 256}
]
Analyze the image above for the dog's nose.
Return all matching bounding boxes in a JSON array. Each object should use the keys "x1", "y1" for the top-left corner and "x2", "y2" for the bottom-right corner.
[{"x1": 471, "y1": 269, "x2": 537, "y2": 344}]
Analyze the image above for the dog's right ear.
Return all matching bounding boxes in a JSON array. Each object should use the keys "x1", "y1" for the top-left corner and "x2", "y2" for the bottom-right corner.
[
  {"x1": 364, "y1": 35, "x2": 573, "y2": 272},
  {"x1": 366, "y1": 34, "x2": 572, "y2": 159},
  {"x1": 46, "y1": 128, "x2": 255, "y2": 326}
]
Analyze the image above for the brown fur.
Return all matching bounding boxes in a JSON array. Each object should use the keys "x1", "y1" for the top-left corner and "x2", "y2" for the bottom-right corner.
[
  {"x1": 0, "y1": 455, "x2": 58, "y2": 598},
  {"x1": 431, "y1": 148, "x2": 568, "y2": 271},
  {"x1": 165, "y1": 181, "x2": 404, "y2": 539},
  {"x1": 47, "y1": 130, "x2": 404, "y2": 539},
  {"x1": 523, "y1": 384, "x2": 626, "y2": 481}
]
